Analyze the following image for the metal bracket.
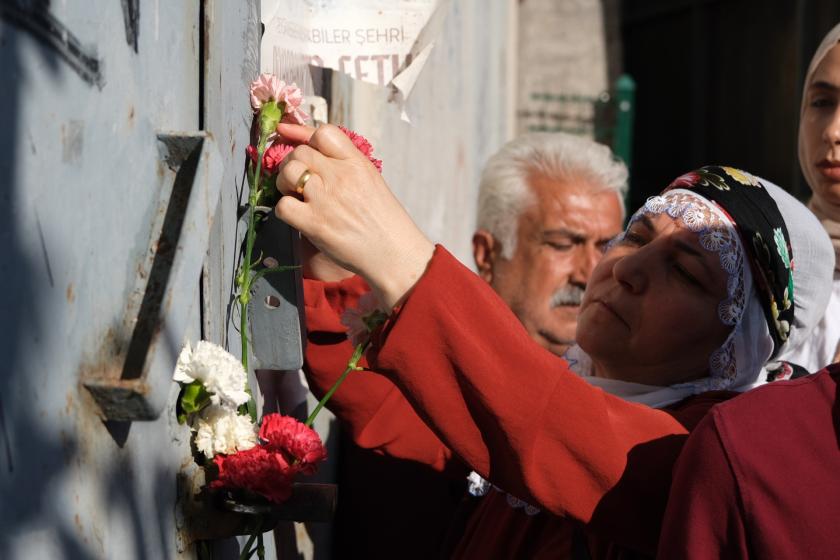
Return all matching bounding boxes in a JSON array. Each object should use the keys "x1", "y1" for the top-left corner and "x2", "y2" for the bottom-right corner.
[
  {"x1": 245, "y1": 212, "x2": 305, "y2": 371},
  {"x1": 83, "y1": 131, "x2": 223, "y2": 420}
]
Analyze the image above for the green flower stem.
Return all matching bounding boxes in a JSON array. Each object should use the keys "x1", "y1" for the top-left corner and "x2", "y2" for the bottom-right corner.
[
  {"x1": 237, "y1": 139, "x2": 266, "y2": 371},
  {"x1": 305, "y1": 341, "x2": 368, "y2": 427},
  {"x1": 238, "y1": 529, "x2": 259, "y2": 560},
  {"x1": 257, "y1": 532, "x2": 265, "y2": 560}
]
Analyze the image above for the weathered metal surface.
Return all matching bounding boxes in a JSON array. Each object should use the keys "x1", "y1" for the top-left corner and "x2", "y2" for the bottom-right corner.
[
  {"x1": 82, "y1": 131, "x2": 222, "y2": 421},
  {"x1": 0, "y1": 1, "x2": 259, "y2": 558},
  {"x1": 247, "y1": 212, "x2": 305, "y2": 371}
]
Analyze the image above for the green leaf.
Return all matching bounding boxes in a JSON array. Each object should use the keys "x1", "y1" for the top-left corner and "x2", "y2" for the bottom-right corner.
[
  {"x1": 246, "y1": 396, "x2": 257, "y2": 423},
  {"x1": 246, "y1": 160, "x2": 256, "y2": 185},
  {"x1": 180, "y1": 380, "x2": 212, "y2": 416}
]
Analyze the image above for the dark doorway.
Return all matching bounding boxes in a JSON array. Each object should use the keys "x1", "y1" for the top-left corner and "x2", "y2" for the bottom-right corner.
[{"x1": 622, "y1": 0, "x2": 840, "y2": 209}]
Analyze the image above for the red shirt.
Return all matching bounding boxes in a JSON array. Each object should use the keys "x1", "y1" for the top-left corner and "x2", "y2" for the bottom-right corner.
[
  {"x1": 658, "y1": 364, "x2": 840, "y2": 559},
  {"x1": 304, "y1": 246, "x2": 735, "y2": 558},
  {"x1": 304, "y1": 272, "x2": 466, "y2": 559}
]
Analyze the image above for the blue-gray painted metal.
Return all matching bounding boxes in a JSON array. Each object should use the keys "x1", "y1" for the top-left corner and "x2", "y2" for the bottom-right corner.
[
  {"x1": 247, "y1": 213, "x2": 305, "y2": 372},
  {"x1": 0, "y1": 1, "x2": 279, "y2": 558},
  {"x1": 84, "y1": 131, "x2": 222, "y2": 421}
]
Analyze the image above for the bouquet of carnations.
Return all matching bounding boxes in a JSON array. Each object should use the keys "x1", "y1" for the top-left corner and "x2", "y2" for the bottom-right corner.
[{"x1": 172, "y1": 74, "x2": 387, "y2": 559}]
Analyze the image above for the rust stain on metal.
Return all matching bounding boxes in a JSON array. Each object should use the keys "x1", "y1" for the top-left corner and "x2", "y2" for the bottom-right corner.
[
  {"x1": 77, "y1": 326, "x2": 149, "y2": 420},
  {"x1": 66, "y1": 282, "x2": 75, "y2": 303},
  {"x1": 60, "y1": 120, "x2": 84, "y2": 163}
]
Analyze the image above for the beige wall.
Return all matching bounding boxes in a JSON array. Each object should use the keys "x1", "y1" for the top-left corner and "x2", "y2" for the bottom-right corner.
[{"x1": 331, "y1": 0, "x2": 518, "y2": 268}]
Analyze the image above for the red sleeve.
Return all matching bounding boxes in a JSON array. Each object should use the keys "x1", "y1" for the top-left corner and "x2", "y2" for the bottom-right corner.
[
  {"x1": 657, "y1": 409, "x2": 749, "y2": 559},
  {"x1": 303, "y1": 275, "x2": 463, "y2": 476},
  {"x1": 368, "y1": 246, "x2": 699, "y2": 552}
]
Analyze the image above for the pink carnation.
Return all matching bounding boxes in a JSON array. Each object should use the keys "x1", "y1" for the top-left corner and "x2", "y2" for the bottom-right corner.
[
  {"x1": 337, "y1": 126, "x2": 382, "y2": 172},
  {"x1": 340, "y1": 292, "x2": 388, "y2": 347},
  {"x1": 249, "y1": 74, "x2": 283, "y2": 112},
  {"x1": 210, "y1": 445, "x2": 296, "y2": 504},
  {"x1": 259, "y1": 414, "x2": 327, "y2": 475},
  {"x1": 278, "y1": 82, "x2": 309, "y2": 124},
  {"x1": 249, "y1": 74, "x2": 309, "y2": 123},
  {"x1": 246, "y1": 141, "x2": 295, "y2": 176}
]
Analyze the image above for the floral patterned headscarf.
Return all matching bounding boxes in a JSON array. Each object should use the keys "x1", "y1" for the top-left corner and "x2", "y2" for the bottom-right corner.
[
  {"x1": 569, "y1": 165, "x2": 833, "y2": 407},
  {"x1": 662, "y1": 166, "x2": 795, "y2": 360}
]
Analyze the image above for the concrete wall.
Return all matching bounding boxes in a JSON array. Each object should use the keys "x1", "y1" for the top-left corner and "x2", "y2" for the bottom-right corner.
[
  {"x1": 517, "y1": 0, "x2": 621, "y2": 137},
  {"x1": 331, "y1": 0, "x2": 518, "y2": 268}
]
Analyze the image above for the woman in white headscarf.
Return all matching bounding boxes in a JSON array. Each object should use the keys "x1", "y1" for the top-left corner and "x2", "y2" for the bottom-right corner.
[
  {"x1": 785, "y1": 22, "x2": 840, "y2": 370},
  {"x1": 275, "y1": 117, "x2": 834, "y2": 558}
]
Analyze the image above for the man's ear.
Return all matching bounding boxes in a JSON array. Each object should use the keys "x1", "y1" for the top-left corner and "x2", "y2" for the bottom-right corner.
[{"x1": 472, "y1": 229, "x2": 498, "y2": 283}]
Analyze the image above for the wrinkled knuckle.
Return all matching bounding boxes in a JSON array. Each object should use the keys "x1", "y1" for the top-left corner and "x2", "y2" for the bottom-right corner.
[
  {"x1": 318, "y1": 123, "x2": 340, "y2": 138},
  {"x1": 292, "y1": 144, "x2": 309, "y2": 159}
]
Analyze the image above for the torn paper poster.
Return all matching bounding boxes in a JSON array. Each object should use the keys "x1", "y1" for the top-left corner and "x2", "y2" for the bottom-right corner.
[{"x1": 261, "y1": 0, "x2": 451, "y2": 119}]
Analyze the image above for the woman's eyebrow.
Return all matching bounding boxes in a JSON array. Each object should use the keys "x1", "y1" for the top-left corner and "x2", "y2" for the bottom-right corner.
[
  {"x1": 810, "y1": 80, "x2": 839, "y2": 92},
  {"x1": 636, "y1": 215, "x2": 655, "y2": 231}
]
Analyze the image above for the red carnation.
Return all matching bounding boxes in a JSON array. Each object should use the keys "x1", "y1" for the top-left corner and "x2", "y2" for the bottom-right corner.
[
  {"x1": 210, "y1": 445, "x2": 297, "y2": 504},
  {"x1": 337, "y1": 125, "x2": 374, "y2": 157},
  {"x1": 247, "y1": 126, "x2": 382, "y2": 178},
  {"x1": 259, "y1": 414, "x2": 328, "y2": 474},
  {"x1": 337, "y1": 126, "x2": 383, "y2": 173},
  {"x1": 246, "y1": 141, "x2": 295, "y2": 176}
]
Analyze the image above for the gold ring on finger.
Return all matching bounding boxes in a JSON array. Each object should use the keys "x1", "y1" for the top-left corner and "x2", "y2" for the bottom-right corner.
[{"x1": 295, "y1": 170, "x2": 312, "y2": 194}]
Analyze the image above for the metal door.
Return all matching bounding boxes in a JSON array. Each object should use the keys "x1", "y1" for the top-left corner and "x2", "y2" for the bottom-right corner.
[{"x1": 0, "y1": 1, "x2": 267, "y2": 558}]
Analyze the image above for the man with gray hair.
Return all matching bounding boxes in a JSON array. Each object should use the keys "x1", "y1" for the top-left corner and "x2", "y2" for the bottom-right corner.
[{"x1": 472, "y1": 132, "x2": 627, "y2": 355}]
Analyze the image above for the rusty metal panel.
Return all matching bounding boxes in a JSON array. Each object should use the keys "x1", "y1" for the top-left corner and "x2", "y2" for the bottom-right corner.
[{"x1": 0, "y1": 1, "x2": 256, "y2": 558}]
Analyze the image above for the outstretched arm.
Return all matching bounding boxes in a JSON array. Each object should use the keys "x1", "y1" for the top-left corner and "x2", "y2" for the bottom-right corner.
[
  {"x1": 303, "y1": 271, "x2": 463, "y2": 477},
  {"x1": 367, "y1": 247, "x2": 701, "y2": 553}
]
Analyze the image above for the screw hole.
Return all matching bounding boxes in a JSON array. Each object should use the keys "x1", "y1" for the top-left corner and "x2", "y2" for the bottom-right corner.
[{"x1": 264, "y1": 295, "x2": 281, "y2": 309}]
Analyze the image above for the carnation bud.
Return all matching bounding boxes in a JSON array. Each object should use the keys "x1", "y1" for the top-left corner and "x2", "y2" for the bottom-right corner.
[{"x1": 258, "y1": 100, "x2": 284, "y2": 150}]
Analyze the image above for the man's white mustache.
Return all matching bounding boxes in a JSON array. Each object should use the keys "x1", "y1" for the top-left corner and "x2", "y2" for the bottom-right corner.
[{"x1": 550, "y1": 285, "x2": 584, "y2": 307}]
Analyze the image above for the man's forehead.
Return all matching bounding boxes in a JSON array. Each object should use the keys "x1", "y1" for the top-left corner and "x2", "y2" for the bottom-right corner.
[{"x1": 524, "y1": 173, "x2": 623, "y2": 232}]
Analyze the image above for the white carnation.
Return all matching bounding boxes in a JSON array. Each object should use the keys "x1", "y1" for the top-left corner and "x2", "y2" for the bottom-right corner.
[
  {"x1": 173, "y1": 340, "x2": 250, "y2": 408},
  {"x1": 192, "y1": 405, "x2": 257, "y2": 459}
]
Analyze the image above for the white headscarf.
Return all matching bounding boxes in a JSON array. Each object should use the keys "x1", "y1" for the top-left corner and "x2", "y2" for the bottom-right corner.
[
  {"x1": 799, "y1": 22, "x2": 840, "y2": 215},
  {"x1": 569, "y1": 179, "x2": 834, "y2": 408}
]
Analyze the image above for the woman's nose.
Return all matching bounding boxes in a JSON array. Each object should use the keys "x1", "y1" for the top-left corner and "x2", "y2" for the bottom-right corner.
[
  {"x1": 823, "y1": 107, "x2": 840, "y2": 145},
  {"x1": 611, "y1": 248, "x2": 649, "y2": 294}
]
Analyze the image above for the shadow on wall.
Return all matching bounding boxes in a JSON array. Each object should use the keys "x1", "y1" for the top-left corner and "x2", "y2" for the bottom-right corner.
[
  {"x1": 0, "y1": 2, "x2": 178, "y2": 559},
  {"x1": 0, "y1": 3, "x2": 72, "y2": 557}
]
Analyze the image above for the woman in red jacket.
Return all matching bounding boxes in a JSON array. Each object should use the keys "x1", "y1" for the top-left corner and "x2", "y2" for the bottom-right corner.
[{"x1": 275, "y1": 125, "x2": 833, "y2": 557}]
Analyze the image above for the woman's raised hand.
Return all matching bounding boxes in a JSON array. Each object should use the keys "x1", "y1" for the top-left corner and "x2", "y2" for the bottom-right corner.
[{"x1": 274, "y1": 123, "x2": 435, "y2": 308}]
